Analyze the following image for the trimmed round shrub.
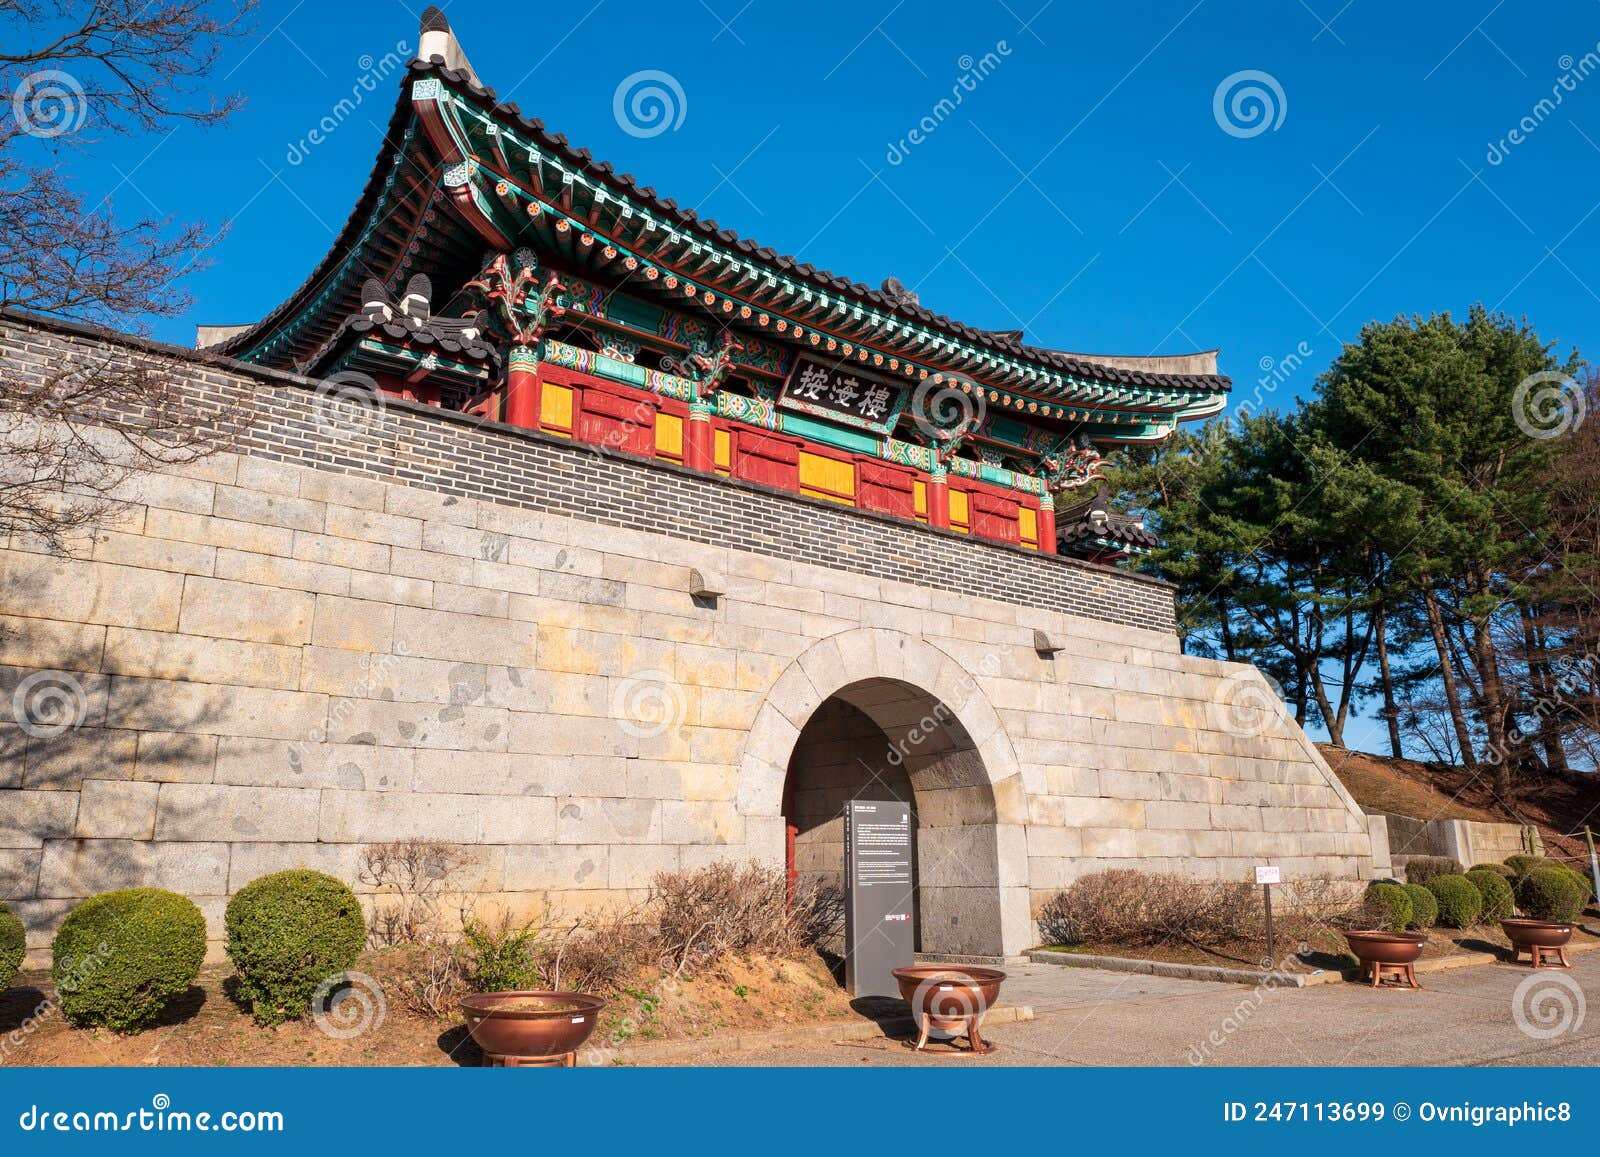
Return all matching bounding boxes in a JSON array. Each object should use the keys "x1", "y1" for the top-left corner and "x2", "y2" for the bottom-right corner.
[
  {"x1": 1505, "y1": 854, "x2": 1554, "y2": 878},
  {"x1": 1557, "y1": 863, "x2": 1595, "y2": 903},
  {"x1": 1404, "y1": 856, "x2": 1463, "y2": 886},
  {"x1": 1516, "y1": 865, "x2": 1585, "y2": 923},
  {"x1": 225, "y1": 869, "x2": 365, "y2": 1025},
  {"x1": 1425, "y1": 874, "x2": 1484, "y2": 928},
  {"x1": 52, "y1": 889, "x2": 206, "y2": 1032},
  {"x1": 1470, "y1": 862, "x2": 1516, "y2": 880},
  {"x1": 0, "y1": 902, "x2": 25, "y2": 993},
  {"x1": 1401, "y1": 884, "x2": 1438, "y2": 929},
  {"x1": 1465, "y1": 869, "x2": 1515, "y2": 923},
  {"x1": 1360, "y1": 882, "x2": 1413, "y2": 931}
]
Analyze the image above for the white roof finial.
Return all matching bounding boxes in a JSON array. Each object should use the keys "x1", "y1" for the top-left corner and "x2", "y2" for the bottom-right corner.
[{"x1": 418, "y1": 7, "x2": 482, "y2": 88}]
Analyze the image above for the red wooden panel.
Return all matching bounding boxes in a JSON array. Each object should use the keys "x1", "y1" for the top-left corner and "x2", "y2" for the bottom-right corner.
[
  {"x1": 858, "y1": 459, "x2": 916, "y2": 519},
  {"x1": 576, "y1": 384, "x2": 657, "y2": 457},
  {"x1": 734, "y1": 430, "x2": 801, "y2": 491},
  {"x1": 969, "y1": 488, "x2": 1021, "y2": 544}
]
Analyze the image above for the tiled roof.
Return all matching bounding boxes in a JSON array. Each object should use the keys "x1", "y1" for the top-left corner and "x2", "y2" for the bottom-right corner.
[{"x1": 417, "y1": 55, "x2": 1230, "y2": 394}]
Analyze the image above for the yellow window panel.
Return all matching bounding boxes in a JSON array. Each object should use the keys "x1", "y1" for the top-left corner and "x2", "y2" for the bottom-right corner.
[
  {"x1": 799, "y1": 451, "x2": 855, "y2": 503},
  {"x1": 1019, "y1": 505, "x2": 1038, "y2": 548},
  {"x1": 913, "y1": 479, "x2": 927, "y2": 520},
  {"x1": 540, "y1": 382, "x2": 573, "y2": 434},
  {"x1": 714, "y1": 427, "x2": 732, "y2": 472},
  {"x1": 655, "y1": 411, "x2": 684, "y2": 460},
  {"x1": 948, "y1": 488, "x2": 970, "y2": 532}
]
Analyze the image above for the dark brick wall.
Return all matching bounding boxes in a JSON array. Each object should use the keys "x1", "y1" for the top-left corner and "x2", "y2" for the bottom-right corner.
[{"x1": 1, "y1": 314, "x2": 1178, "y2": 633}]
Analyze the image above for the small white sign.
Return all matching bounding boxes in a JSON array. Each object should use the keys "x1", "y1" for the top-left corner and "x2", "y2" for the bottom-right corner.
[{"x1": 1255, "y1": 866, "x2": 1281, "y2": 885}]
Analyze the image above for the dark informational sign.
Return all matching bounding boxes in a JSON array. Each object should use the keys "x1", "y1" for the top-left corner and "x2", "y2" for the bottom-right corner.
[
  {"x1": 843, "y1": 799, "x2": 915, "y2": 998},
  {"x1": 779, "y1": 357, "x2": 908, "y2": 434}
]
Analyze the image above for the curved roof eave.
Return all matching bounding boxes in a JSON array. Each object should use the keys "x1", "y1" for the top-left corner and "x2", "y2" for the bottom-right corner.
[
  {"x1": 218, "y1": 8, "x2": 1232, "y2": 402},
  {"x1": 419, "y1": 54, "x2": 1230, "y2": 395},
  {"x1": 215, "y1": 79, "x2": 428, "y2": 363}
]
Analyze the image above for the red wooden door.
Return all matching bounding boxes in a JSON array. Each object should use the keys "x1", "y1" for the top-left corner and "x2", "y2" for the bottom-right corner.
[
  {"x1": 734, "y1": 430, "x2": 802, "y2": 491},
  {"x1": 858, "y1": 459, "x2": 917, "y2": 519},
  {"x1": 576, "y1": 384, "x2": 657, "y2": 457},
  {"x1": 969, "y1": 488, "x2": 1021, "y2": 544}
]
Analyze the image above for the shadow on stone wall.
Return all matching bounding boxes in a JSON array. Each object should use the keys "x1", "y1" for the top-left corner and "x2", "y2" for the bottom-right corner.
[{"x1": 2, "y1": 618, "x2": 232, "y2": 945}]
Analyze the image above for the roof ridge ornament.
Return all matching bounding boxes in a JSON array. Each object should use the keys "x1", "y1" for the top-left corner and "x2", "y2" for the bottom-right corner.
[
  {"x1": 360, "y1": 278, "x2": 392, "y2": 323},
  {"x1": 417, "y1": 6, "x2": 482, "y2": 88},
  {"x1": 399, "y1": 274, "x2": 432, "y2": 325},
  {"x1": 881, "y1": 276, "x2": 919, "y2": 308}
]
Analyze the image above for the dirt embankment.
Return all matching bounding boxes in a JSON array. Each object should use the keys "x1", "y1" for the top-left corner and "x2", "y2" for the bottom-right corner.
[
  {"x1": 1318, "y1": 743, "x2": 1600, "y2": 861},
  {"x1": 0, "y1": 951, "x2": 856, "y2": 1068}
]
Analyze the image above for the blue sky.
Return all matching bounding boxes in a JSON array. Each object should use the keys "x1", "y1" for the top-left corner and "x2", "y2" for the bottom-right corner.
[
  {"x1": 67, "y1": 0, "x2": 1599, "y2": 405},
  {"x1": 34, "y1": 0, "x2": 1600, "y2": 756}
]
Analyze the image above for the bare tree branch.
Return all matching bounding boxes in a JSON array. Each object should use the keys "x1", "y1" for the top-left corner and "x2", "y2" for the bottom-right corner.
[{"x1": 0, "y1": 0, "x2": 258, "y2": 551}]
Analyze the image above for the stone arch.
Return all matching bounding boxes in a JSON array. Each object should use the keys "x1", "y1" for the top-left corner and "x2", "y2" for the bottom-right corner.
[{"x1": 736, "y1": 628, "x2": 1031, "y2": 958}]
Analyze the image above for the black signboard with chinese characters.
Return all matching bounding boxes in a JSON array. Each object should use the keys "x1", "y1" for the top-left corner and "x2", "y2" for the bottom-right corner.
[
  {"x1": 779, "y1": 357, "x2": 908, "y2": 435},
  {"x1": 843, "y1": 800, "x2": 916, "y2": 998}
]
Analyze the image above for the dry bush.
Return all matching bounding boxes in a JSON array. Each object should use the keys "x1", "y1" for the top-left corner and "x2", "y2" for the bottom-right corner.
[
  {"x1": 1037, "y1": 869, "x2": 1259, "y2": 947},
  {"x1": 358, "y1": 839, "x2": 472, "y2": 947},
  {"x1": 443, "y1": 901, "x2": 653, "y2": 1005},
  {"x1": 648, "y1": 861, "x2": 834, "y2": 976},
  {"x1": 1039, "y1": 870, "x2": 1366, "y2": 950},
  {"x1": 382, "y1": 941, "x2": 467, "y2": 1020},
  {"x1": 374, "y1": 860, "x2": 841, "y2": 1017},
  {"x1": 543, "y1": 904, "x2": 653, "y2": 994}
]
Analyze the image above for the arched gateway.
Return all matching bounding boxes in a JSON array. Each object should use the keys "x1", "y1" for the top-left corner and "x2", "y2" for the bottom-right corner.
[{"x1": 736, "y1": 630, "x2": 1032, "y2": 959}]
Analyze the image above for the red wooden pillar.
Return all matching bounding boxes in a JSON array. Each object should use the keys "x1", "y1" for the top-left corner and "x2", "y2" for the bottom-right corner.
[
  {"x1": 1038, "y1": 493, "x2": 1058, "y2": 554},
  {"x1": 503, "y1": 345, "x2": 541, "y2": 429},
  {"x1": 685, "y1": 399, "x2": 715, "y2": 472},
  {"x1": 927, "y1": 467, "x2": 950, "y2": 530}
]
